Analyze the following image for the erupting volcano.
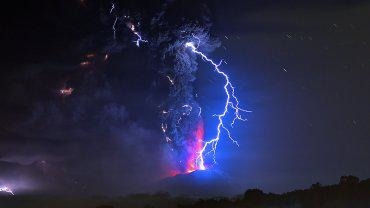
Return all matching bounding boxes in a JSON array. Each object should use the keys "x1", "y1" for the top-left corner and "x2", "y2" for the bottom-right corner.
[{"x1": 186, "y1": 120, "x2": 206, "y2": 173}]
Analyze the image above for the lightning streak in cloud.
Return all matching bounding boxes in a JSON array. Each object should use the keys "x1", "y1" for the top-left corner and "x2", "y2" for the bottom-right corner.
[
  {"x1": 109, "y1": 2, "x2": 115, "y2": 14},
  {"x1": 107, "y1": 1, "x2": 246, "y2": 172},
  {"x1": 109, "y1": 3, "x2": 147, "y2": 47},
  {"x1": 185, "y1": 39, "x2": 250, "y2": 170},
  {"x1": 129, "y1": 24, "x2": 148, "y2": 47},
  {"x1": 109, "y1": 2, "x2": 118, "y2": 40},
  {"x1": 166, "y1": 75, "x2": 174, "y2": 85}
]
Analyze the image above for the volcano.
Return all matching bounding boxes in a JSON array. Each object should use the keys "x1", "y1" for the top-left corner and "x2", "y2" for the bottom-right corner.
[{"x1": 155, "y1": 169, "x2": 241, "y2": 197}]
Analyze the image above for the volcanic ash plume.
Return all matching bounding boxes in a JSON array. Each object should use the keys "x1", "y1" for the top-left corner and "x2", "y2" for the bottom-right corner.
[{"x1": 150, "y1": 25, "x2": 220, "y2": 173}]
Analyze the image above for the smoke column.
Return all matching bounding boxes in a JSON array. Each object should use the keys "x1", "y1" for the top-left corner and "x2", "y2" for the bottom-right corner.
[
  {"x1": 149, "y1": 22, "x2": 221, "y2": 173},
  {"x1": 104, "y1": 1, "x2": 248, "y2": 175}
]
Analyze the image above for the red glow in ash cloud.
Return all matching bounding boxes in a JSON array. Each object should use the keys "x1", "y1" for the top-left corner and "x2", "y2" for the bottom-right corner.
[
  {"x1": 79, "y1": 61, "x2": 90, "y2": 67},
  {"x1": 165, "y1": 120, "x2": 205, "y2": 177},
  {"x1": 169, "y1": 169, "x2": 181, "y2": 177},
  {"x1": 59, "y1": 87, "x2": 74, "y2": 96},
  {"x1": 85, "y1": 53, "x2": 95, "y2": 58},
  {"x1": 186, "y1": 120, "x2": 205, "y2": 173}
]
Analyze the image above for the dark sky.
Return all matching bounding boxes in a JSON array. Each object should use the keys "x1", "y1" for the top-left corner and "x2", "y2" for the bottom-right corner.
[{"x1": 1, "y1": 0, "x2": 370, "y2": 195}]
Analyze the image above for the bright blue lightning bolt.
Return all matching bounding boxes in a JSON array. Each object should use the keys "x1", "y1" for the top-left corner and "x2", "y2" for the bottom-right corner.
[{"x1": 185, "y1": 37, "x2": 250, "y2": 170}]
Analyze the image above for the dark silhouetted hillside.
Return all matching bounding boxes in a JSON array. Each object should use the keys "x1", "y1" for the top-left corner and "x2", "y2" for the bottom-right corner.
[
  {"x1": 155, "y1": 169, "x2": 241, "y2": 197},
  {"x1": 0, "y1": 175, "x2": 370, "y2": 208},
  {"x1": 185, "y1": 175, "x2": 370, "y2": 208}
]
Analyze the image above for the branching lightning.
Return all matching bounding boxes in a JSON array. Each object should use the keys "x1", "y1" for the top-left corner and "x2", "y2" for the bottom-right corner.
[
  {"x1": 106, "y1": 1, "x2": 247, "y2": 173},
  {"x1": 110, "y1": 2, "x2": 118, "y2": 40},
  {"x1": 110, "y1": 2, "x2": 147, "y2": 47},
  {"x1": 185, "y1": 37, "x2": 250, "y2": 170},
  {"x1": 129, "y1": 24, "x2": 148, "y2": 47},
  {"x1": 0, "y1": 186, "x2": 14, "y2": 195}
]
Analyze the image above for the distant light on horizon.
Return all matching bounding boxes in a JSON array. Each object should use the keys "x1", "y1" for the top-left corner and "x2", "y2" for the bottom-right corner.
[{"x1": 0, "y1": 186, "x2": 14, "y2": 195}]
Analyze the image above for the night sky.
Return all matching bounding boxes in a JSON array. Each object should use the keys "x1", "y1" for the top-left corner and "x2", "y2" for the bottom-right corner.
[{"x1": 1, "y1": 0, "x2": 370, "y2": 195}]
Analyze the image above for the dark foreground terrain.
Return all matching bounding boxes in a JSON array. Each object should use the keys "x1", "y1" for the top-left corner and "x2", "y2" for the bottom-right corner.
[{"x1": 1, "y1": 175, "x2": 369, "y2": 208}]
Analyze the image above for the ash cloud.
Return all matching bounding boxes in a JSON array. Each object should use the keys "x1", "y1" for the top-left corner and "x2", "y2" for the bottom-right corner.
[
  {"x1": 96, "y1": 0, "x2": 221, "y2": 172},
  {"x1": 0, "y1": 59, "x2": 166, "y2": 194},
  {"x1": 0, "y1": 0, "x2": 220, "y2": 194},
  {"x1": 147, "y1": 1, "x2": 220, "y2": 172},
  {"x1": 149, "y1": 25, "x2": 220, "y2": 172}
]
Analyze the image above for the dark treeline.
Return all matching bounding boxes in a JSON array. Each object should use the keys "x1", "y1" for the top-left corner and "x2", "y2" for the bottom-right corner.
[
  {"x1": 182, "y1": 175, "x2": 370, "y2": 208},
  {"x1": 1, "y1": 175, "x2": 370, "y2": 208}
]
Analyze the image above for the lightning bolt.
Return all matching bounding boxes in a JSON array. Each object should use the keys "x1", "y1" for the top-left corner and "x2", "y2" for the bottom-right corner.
[
  {"x1": 109, "y1": 2, "x2": 115, "y2": 14},
  {"x1": 129, "y1": 24, "x2": 148, "y2": 47},
  {"x1": 166, "y1": 75, "x2": 174, "y2": 85},
  {"x1": 109, "y1": 3, "x2": 147, "y2": 47},
  {"x1": 0, "y1": 186, "x2": 14, "y2": 195},
  {"x1": 185, "y1": 37, "x2": 250, "y2": 170},
  {"x1": 107, "y1": 1, "x2": 246, "y2": 172},
  {"x1": 110, "y1": 2, "x2": 118, "y2": 40},
  {"x1": 112, "y1": 17, "x2": 118, "y2": 40}
]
